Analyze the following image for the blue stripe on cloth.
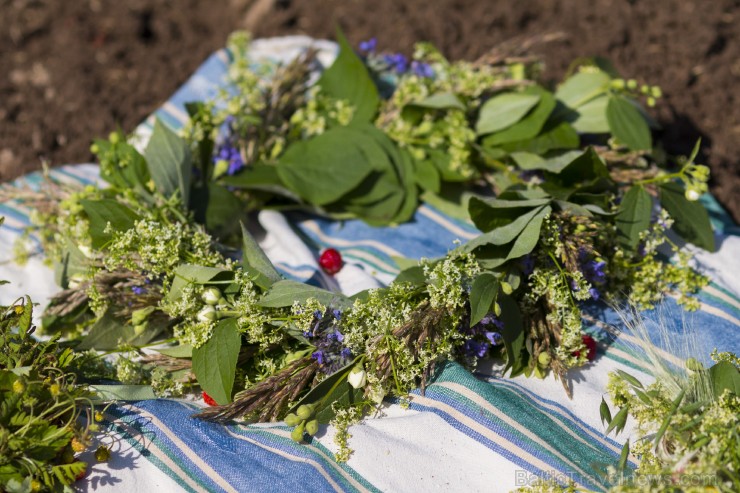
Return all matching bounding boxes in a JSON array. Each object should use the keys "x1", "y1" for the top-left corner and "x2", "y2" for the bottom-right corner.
[
  {"x1": 404, "y1": 362, "x2": 626, "y2": 491},
  {"x1": 106, "y1": 400, "x2": 377, "y2": 493}
]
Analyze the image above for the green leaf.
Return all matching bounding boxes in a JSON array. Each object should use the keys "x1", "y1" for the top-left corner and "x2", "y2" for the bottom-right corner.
[
  {"x1": 498, "y1": 294, "x2": 526, "y2": 375},
  {"x1": 469, "y1": 273, "x2": 499, "y2": 326},
  {"x1": 90, "y1": 385, "x2": 157, "y2": 401},
  {"x1": 190, "y1": 182, "x2": 244, "y2": 239},
  {"x1": 219, "y1": 164, "x2": 301, "y2": 201},
  {"x1": 555, "y1": 71, "x2": 611, "y2": 109},
  {"x1": 290, "y1": 358, "x2": 361, "y2": 424},
  {"x1": 413, "y1": 158, "x2": 441, "y2": 193},
  {"x1": 277, "y1": 127, "x2": 374, "y2": 206},
  {"x1": 618, "y1": 440, "x2": 630, "y2": 471},
  {"x1": 510, "y1": 150, "x2": 584, "y2": 173},
  {"x1": 192, "y1": 318, "x2": 241, "y2": 405},
  {"x1": 570, "y1": 95, "x2": 610, "y2": 134},
  {"x1": 465, "y1": 205, "x2": 548, "y2": 250},
  {"x1": 617, "y1": 370, "x2": 644, "y2": 389},
  {"x1": 406, "y1": 92, "x2": 465, "y2": 112},
  {"x1": 499, "y1": 120, "x2": 579, "y2": 155},
  {"x1": 659, "y1": 182, "x2": 715, "y2": 251},
  {"x1": 80, "y1": 199, "x2": 140, "y2": 249},
  {"x1": 155, "y1": 344, "x2": 193, "y2": 359},
  {"x1": 653, "y1": 389, "x2": 685, "y2": 447},
  {"x1": 606, "y1": 95, "x2": 652, "y2": 151},
  {"x1": 258, "y1": 280, "x2": 348, "y2": 308},
  {"x1": 241, "y1": 223, "x2": 281, "y2": 290},
  {"x1": 482, "y1": 87, "x2": 556, "y2": 146},
  {"x1": 476, "y1": 92, "x2": 541, "y2": 135},
  {"x1": 54, "y1": 238, "x2": 89, "y2": 289},
  {"x1": 709, "y1": 361, "x2": 740, "y2": 398},
  {"x1": 615, "y1": 186, "x2": 652, "y2": 249},
  {"x1": 600, "y1": 397, "x2": 612, "y2": 425},
  {"x1": 317, "y1": 28, "x2": 379, "y2": 122},
  {"x1": 144, "y1": 118, "x2": 193, "y2": 205},
  {"x1": 394, "y1": 266, "x2": 426, "y2": 285},
  {"x1": 606, "y1": 406, "x2": 629, "y2": 436},
  {"x1": 77, "y1": 310, "x2": 161, "y2": 350},
  {"x1": 95, "y1": 138, "x2": 152, "y2": 192},
  {"x1": 551, "y1": 147, "x2": 610, "y2": 185}
]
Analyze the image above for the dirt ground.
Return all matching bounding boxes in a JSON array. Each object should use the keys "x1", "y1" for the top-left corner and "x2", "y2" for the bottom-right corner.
[{"x1": 1, "y1": 0, "x2": 738, "y2": 220}]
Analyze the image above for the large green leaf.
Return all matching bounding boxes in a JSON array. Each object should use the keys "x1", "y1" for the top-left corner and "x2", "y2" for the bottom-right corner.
[
  {"x1": 317, "y1": 28, "x2": 379, "y2": 122},
  {"x1": 258, "y1": 280, "x2": 348, "y2": 308},
  {"x1": 277, "y1": 127, "x2": 374, "y2": 206},
  {"x1": 555, "y1": 71, "x2": 611, "y2": 109},
  {"x1": 79, "y1": 199, "x2": 140, "y2": 249},
  {"x1": 190, "y1": 182, "x2": 244, "y2": 239},
  {"x1": 606, "y1": 95, "x2": 652, "y2": 151},
  {"x1": 570, "y1": 95, "x2": 610, "y2": 134},
  {"x1": 615, "y1": 186, "x2": 652, "y2": 249},
  {"x1": 219, "y1": 164, "x2": 300, "y2": 201},
  {"x1": 476, "y1": 92, "x2": 541, "y2": 135},
  {"x1": 468, "y1": 196, "x2": 550, "y2": 232},
  {"x1": 659, "y1": 182, "x2": 715, "y2": 251},
  {"x1": 709, "y1": 361, "x2": 740, "y2": 398},
  {"x1": 144, "y1": 118, "x2": 193, "y2": 205},
  {"x1": 77, "y1": 310, "x2": 160, "y2": 350},
  {"x1": 469, "y1": 273, "x2": 499, "y2": 326},
  {"x1": 482, "y1": 87, "x2": 556, "y2": 146},
  {"x1": 192, "y1": 318, "x2": 241, "y2": 405},
  {"x1": 241, "y1": 223, "x2": 282, "y2": 290},
  {"x1": 472, "y1": 205, "x2": 550, "y2": 268},
  {"x1": 550, "y1": 147, "x2": 610, "y2": 185},
  {"x1": 510, "y1": 150, "x2": 584, "y2": 173},
  {"x1": 90, "y1": 385, "x2": 156, "y2": 401},
  {"x1": 95, "y1": 138, "x2": 152, "y2": 192},
  {"x1": 464, "y1": 205, "x2": 548, "y2": 250}
]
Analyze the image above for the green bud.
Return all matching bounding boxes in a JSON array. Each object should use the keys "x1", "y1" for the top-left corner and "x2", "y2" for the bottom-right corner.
[
  {"x1": 202, "y1": 287, "x2": 222, "y2": 306},
  {"x1": 284, "y1": 413, "x2": 301, "y2": 427},
  {"x1": 650, "y1": 86, "x2": 662, "y2": 98},
  {"x1": 196, "y1": 306, "x2": 218, "y2": 323},
  {"x1": 134, "y1": 322, "x2": 148, "y2": 336},
  {"x1": 501, "y1": 281, "x2": 512, "y2": 295},
  {"x1": 640, "y1": 84, "x2": 650, "y2": 94},
  {"x1": 493, "y1": 302, "x2": 501, "y2": 317},
  {"x1": 537, "y1": 352, "x2": 552, "y2": 367},
  {"x1": 686, "y1": 357, "x2": 704, "y2": 371},
  {"x1": 90, "y1": 143, "x2": 100, "y2": 154},
  {"x1": 109, "y1": 132, "x2": 120, "y2": 144},
  {"x1": 626, "y1": 79, "x2": 637, "y2": 90},
  {"x1": 95, "y1": 445, "x2": 111, "y2": 462},
  {"x1": 290, "y1": 421, "x2": 306, "y2": 443},
  {"x1": 610, "y1": 79, "x2": 625, "y2": 90},
  {"x1": 296, "y1": 404, "x2": 314, "y2": 421},
  {"x1": 305, "y1": 419, "x2": 319, "y2": 436},
  {"x1": 131, "y1": 306, "x2": 156, "y2": 326},
  {"x1": 646, "y1": 97, "x2": 656, "y2": 107}
]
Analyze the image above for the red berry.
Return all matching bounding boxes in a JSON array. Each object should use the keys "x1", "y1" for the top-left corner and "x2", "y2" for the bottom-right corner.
[
  {"x1": 202, "y1": 391, "x2": 217, "y2": 406},
  {"x1": 571, "y1": 335, "x2": 598, "y2": 361},
  {"x1": 318, "y1": 248, "x2": 343, "y2": 275}
]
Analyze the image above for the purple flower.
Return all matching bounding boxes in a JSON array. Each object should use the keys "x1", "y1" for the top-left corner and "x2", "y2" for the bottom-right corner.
[
  {"x1": 463, "y1": 339, "x2": 490, "y2": 359},
  {"x1": 588, "y1": 287, "x2": 601, "y2": 301},
  {"x1": 313, "y1": 310, "x2": 323, "y2": 319},
  {"x1": 312, "y1": 350, "x2": 325, "y2": 365},
  {"x1": 358, "y1": 38, "x2": 377, "y2": 53},
  {"x1": 578, "y1": 248, "x2": 607, "y2": 285},
  {"x1": 485, "y1": 331, "x2": 502, "y2": 345},
  {"x1": 410, "y1": 61, "x2": 434, "y2": 78},
  {"x1": 213, "y1": 143, "x2": 245, "y2": 176},
  {"x1": 132, "y1": 286, "x2": 146, "y2": 295},
  {"x1": 520, "y1": 254, "x2": 535, "y2": 276},
  {"x1": 383, "y1": 53, "x2": 408, "y2": 73},
  {"x1": 332, "y1": 309, "x2": 342, "y2": 320}
]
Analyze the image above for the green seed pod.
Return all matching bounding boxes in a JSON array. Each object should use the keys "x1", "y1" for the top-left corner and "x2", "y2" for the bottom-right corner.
[
  {"x1": 296, "y1": 404, "x2": 314, "y2": 421},
  {"x1": 202, "y1": 287, "x2": 222, "y2": 306},
  {"x1": 284, "y1": 413, "x2": 301, "y2": 427},
  {"x1": 305, "y1": 419, "x2": 319, "y2": 436},
  {"x1": 537, "y1": 352, "x2": 552, "y2": 367},
  {"x1": 493, "y1": 302, "x2": 501, "y2": 317},
  {"x1": 290, "y1": 422, "x2": 306, "y2": 443},
  {"x1": 501, "y1": 281, "x2": 513, "y2": 295}
]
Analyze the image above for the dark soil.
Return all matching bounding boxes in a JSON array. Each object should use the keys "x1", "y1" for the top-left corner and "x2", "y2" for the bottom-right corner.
[{"x1": 2, "y1": 0, "x2": 738, "y2": 220}]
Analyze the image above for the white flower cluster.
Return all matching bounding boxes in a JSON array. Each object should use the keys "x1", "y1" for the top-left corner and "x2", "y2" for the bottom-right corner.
[{"x1": 422, "y1": 252, "x2": 480, "y2": 311}]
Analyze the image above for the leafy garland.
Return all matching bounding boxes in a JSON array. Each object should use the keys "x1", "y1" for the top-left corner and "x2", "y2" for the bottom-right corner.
[{"x1": 2, "y1": 31, "x2": 723, "y2": 469}]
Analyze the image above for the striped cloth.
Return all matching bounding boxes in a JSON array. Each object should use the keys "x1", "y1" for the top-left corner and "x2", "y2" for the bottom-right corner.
[{"x1": 1, "y1": 37, "x2": 738, "y2": 493}]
